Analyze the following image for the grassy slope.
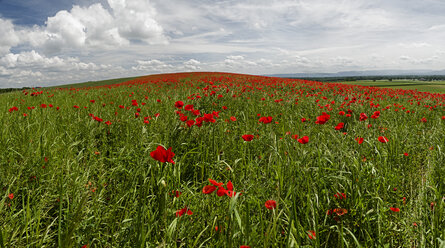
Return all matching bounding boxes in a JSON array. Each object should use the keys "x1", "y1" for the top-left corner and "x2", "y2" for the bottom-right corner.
[
  {"x1": 51, "y1": 76, "x2": 142, "y2": 88},
  {"x1": 337, "y1": 80, "x2": 445, "y2": 94},
  {"x1": 55, "y1": 76, "x2": 445, "y2": 95}
]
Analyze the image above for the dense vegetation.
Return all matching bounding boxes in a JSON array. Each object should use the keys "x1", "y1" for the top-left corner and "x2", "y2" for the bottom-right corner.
[
  {"x1": 1, "y1": 72, "x2": 444, "y2": 247},
  {"x1": 0, "y1": 87, "x2": 31, "y2": 94}
]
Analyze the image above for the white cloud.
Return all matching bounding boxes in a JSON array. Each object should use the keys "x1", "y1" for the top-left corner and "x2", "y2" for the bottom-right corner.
[
  {"x1": 290, "y1": 1, "x2": 395, "y2": 30},
  {"x1": 8, "y1": 0, "x2": 167, "y2": 55},
  {"x1": 224, "y1": 55, "x2": 245, "y2": 67},
  {"x1": 183, "y1": 59, "x2": 201, "y2": 70},
  {"x1": 45, "y1": 10, "x2": 86, "y2": 51},
  {"x1": 0, "y1": 50, "x2": 124, "y2": 87},
  {"x1": 0, "y1": 66, "x2": 13, "y2": 76},
  {"x1": 0, "y1": 18, "x2": 20, "y2": 56},
  {"x1": 398, "y1": 42, "x2": 431, "y2": 48},
  {"x1": 70, "y1": 3, "x2": 128, "y2": 47},
  {"x1": 330, "y1": 56, "x2": 355, "y2": 66},
  {"x1": 295, "y1": 55, "x2": 310, "y2": 65},
  {"x1": 398, "y1": 55, "x2": 438, "y2": 65},
  {"x1": 131, "y1": 59, "x2": 174, "y2": 72},
  {"x1": 1, "y1": 50, "x2": 78, "y2": 70},
  {"x1": 108, "y1": 0, "x2": 167, "y2": 44}
]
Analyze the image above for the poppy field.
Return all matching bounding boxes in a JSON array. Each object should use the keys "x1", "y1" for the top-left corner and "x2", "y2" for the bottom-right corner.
[{"x1": 1, "y1": 72, "x2": 444, "y2": 247}]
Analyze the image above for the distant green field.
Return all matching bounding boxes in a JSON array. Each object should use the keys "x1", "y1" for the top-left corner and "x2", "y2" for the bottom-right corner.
[
  {"x1": 336, "y1": 80, "x2": 445, "y2": 94},
  {"x1": 51, "y1": 76, "x2": 141, "y2": 88}
]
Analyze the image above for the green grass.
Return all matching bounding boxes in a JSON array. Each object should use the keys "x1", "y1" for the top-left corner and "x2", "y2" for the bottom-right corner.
[
  {"x1": 337, "y1": 79, "x2": 445, "y2": 94},
  {"x1": 51, "y1": 76, "x2": 142, "y2": 88},
  {"x1": 1, "y1": 72, "x2": 444, "y2": 247}
]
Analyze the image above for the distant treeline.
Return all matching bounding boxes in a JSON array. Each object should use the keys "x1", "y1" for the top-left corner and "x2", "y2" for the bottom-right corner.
[
  {"x1": 0, "y1": 87, "x2": 30, "y2": 94},
  {"x1": 294, "y1": 75, "x2": 445, "y2": 82}
]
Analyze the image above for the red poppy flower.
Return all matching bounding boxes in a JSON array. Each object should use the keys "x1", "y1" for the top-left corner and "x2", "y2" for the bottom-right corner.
[
  {"x1": 371, "y1": 111, "x2": 380, "y2": 119},
  {"x1": 334, "y1": 192, "x2": 346, "y2": 199},
  {"x1": 202, "y1": 185, "x2": 217, "y2": 194},
  {"x1": 315, "y1": 112, "x2": 330, "y2": 124},
  {"x1": 204, "y1": 113, "x2": 216, "y2": 123},
  {"x1": 195, "y1": 117, "x2": 203, "y2": 127},
  {"x1": 240, "y1": 246, "x2": 251, "y2": 248},
  {"x1": 209, "y1": 178, "x2": 223, "y2": 187},
  {"x1": 333, "y1": 208, "x2": 348, "y2": 216},
  {"x1": 176, "y1": 206, "x2": 193, "y2": 217},
  {"x1": 265, "y1": 200, "x2": 277, "y2": 210},
  {"x1": 225, "y1": 181, "x2": 236, "y2": 197},
  {"x1": 430, "y1": 202, "x2": 436, "y2": 210},
  {"x1": 8, "y1": 193, "x2": 14, "y2": 200},
  {"x1": 298, "y1": 136, "x2": 309, "y2": 144},
  {"x1": 170, "y1": 190, "x2": 182, "y2": 198},
  {"x1": 93, "y1": 116, "x2": 103, "y2": 122},
  {"x1": 192, "y1": 109, "x2": 200, "y2": 116},
  {"x1": 420, "y1": 117, "x2": 427, "y2": 123},
  {"x1": 217, "y1": 187, "x2": 227, "y2": 197},
  {"x1": 230, "y1": 116, "x2": 236, "y2": 121},
  {"x1": 335, "y1": 122, "x2": 344, "y2": 130},
  {"x1": 378, "y1": 136, "x2": 389, "y2": 143},
  {"x1": 259, "y1": 116, "x2": 273, "y2": 124},
  {"x1": 403, "y1": 152, "x2": 409, "y2": 156},
  {"x1": 184, "y1": 104, "x2": 194, "y2": 111},
  {"x1": 175, "y1": 101, "x2": 184, "y2": 109},
  {"x1": 307, "y1": 230, "x2": 316, "y2": 240},
  {"x1": 8, "y1": 106, "x2": 18, "y2": 112},
  {"x1": 150, "y1": 146, "x2": 175, "y2": 164},
  {"x1": 292, "y1": 134, "x2": 298, "y2": 140},
  {"x1": 214, "y1": 181, "x2": 238, "y2": 197},
  {"x1": 186, "y1": 119, "x2": 195, "y2": 127},
  {"x1": 390, "y1": 207, "x2": 400, "y2": 212},
  {"x1": 356, "y1": 137, "x2": 364, "y2": 144},
  {"x1": 359, "y1": 113, "x2": 368, "y2": 121},
  {"x1": 242, "y1": 134, "x2": 254, "y2": 141}
]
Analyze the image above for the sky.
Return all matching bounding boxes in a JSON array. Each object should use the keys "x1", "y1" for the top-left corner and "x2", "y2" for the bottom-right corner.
[{"x1": 1, "y1": 0, "x2": 445, "y2": 88}]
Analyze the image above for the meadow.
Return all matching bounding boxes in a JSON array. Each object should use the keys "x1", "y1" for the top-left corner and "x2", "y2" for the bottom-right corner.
[
  {"x1": 1, "y1": 72, "x2": 444, "y2": 247},
  {"x1": 338, "y1": 79, "x2": 445, "y2": 94}
]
